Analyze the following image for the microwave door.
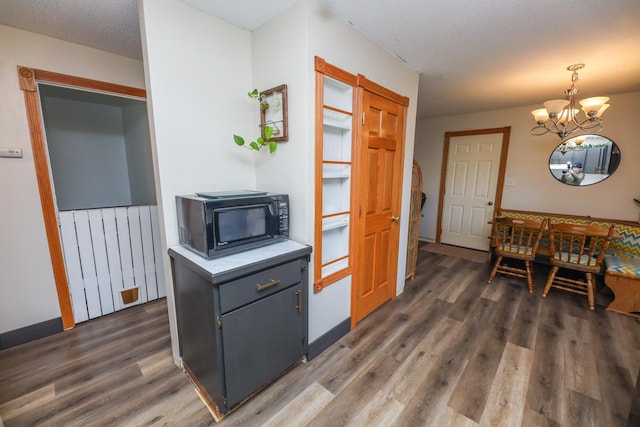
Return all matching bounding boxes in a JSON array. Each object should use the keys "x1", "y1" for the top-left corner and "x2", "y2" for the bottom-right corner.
[{"x1": 214, "y1": 204, "x2": 270, "y2": 247}]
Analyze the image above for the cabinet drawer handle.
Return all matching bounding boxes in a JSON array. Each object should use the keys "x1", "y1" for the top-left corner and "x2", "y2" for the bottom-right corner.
[{"x1": 256, "y1": 279, "x2": 280, "y2": 291}]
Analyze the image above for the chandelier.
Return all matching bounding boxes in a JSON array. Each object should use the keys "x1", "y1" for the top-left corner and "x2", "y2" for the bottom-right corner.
[{"x1": 530, "y1": 64, "x2": 610, "y2": 140}]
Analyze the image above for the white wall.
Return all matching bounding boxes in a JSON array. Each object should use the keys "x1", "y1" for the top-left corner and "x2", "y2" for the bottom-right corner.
[
  {"x1": 140, "y1": 0, "x2": 419, "y2": 353},
  {"x1": 415, "y1": 91, "x2": 640, "y2": 241},
  {"x1": 0, "y1": 24, "x2": 145, "y2": 334},
  {"x1": 252, "y1": 0, "x2": 419, "y2": 342},
  {"x1": 139, "y1": 0, "x2": 257, "y2": 360}
]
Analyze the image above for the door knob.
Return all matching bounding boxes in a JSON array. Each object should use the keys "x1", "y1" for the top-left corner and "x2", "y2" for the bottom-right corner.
[
  {"x1": 390, "y1": 216, "x2": 400, "y2": 222},
  {"x1": 487, "y1": 201, "x2": 494, "y2": 206}
]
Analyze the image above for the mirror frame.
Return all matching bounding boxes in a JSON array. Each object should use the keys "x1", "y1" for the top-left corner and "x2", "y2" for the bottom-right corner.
[{"x1": 548, "y1": 134, "x2": 620, "y2": 187}]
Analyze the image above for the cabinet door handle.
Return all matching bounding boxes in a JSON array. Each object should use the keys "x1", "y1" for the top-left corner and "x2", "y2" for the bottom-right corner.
[
  {"x1": 295, "y1": 290, "x2": 302, "y2": 312},
  {"x1": 256, "y1": 279, "x2": 280, "y2": 291}
]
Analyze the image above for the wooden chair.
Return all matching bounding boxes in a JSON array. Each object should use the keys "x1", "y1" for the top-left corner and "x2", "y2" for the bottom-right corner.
[
  {"x1": 542, "y1": 222, "x2": 617, "y2": 310},
  {"x1": 488, "y1": 217, "x2": 547, "y2": 293}
]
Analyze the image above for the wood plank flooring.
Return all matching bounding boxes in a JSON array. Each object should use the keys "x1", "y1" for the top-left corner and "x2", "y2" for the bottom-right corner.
[{"x1": 1, "y1": 250, "x2": 639, "y2": 426}]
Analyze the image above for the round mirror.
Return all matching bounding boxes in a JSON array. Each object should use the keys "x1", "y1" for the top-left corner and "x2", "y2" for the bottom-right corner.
[{"x1": 548, "y1": 135, "x2": 620, "y2": 186}]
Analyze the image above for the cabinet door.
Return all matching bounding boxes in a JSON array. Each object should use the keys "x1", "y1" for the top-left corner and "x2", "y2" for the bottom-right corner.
[{"x1": 221, "y1": 283, "x2": 304, "y2": 408}]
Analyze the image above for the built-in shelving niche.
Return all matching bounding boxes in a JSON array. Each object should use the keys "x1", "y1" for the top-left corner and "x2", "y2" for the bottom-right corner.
[{"x1": 314, "y1": 66, "x2": 357, "y2": 292}]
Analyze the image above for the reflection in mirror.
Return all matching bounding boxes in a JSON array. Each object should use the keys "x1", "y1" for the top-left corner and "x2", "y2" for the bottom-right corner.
[{"x1": 549, "y1": 135, "x2": 620, "y2": 186}]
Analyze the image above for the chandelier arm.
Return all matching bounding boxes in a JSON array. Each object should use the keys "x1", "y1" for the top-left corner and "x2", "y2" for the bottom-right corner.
[
  {"x1": 530, "y1": 125, "x2": 551, "y2": 136},
  {"x1": 547, "y1": 118, "x2": 568, "y2": 135},
  {"x1": 574, "y1": 117, "x2": 602, "y2": 129}
]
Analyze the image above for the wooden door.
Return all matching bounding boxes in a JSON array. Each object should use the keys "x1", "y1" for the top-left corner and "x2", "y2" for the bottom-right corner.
[
  {"x1": 353, "y1": 89, "x2": 406, "y2": 325},
  {"x1": 437, "y1": 128, "x2": 510, "y2": 251}
]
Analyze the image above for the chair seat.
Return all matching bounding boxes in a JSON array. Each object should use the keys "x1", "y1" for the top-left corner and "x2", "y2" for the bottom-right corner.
[
  {"x1": 554, "y1": 251, "x2": 598, "y2": 266},
  {"x1": 497, "y1": 242, "x2": 533, "y2": 256}
]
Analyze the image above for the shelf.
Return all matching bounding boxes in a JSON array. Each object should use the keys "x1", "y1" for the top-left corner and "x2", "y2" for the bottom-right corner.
[
  {"x1": 322, "y1": 217, "x2": 349, "y2": 231},
  {"x1": 323, "y1": 121, "x2": 351, "y2": 131},
  {"x1": 323, "y1": 127, "x2": 352, "y2": 162},
  {"x1": 324, "y1": 77, "x2": 352, "y2": 112},
  {"x1": 323, "y1": 109, "x2": 352, "y2": 130},
  {"x1": 322, "y1": 163, "x2": 350, "y2": 180},
  {"x1": 321, "y1": 257, "x2": 349, "y2": 278}
]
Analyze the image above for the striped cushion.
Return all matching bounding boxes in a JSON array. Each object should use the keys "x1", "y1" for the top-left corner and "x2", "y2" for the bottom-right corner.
[
  {"x1": 605, "y1": 224, "x2": 640, "y2": 257},
  {"x1": 604, "y1": 254, "x2": 640, "y2": 277},
  {"x1": 498, "y1": 242, "x2": 533, "y2": 256},
  {"x1": 555, "y1": 252, "x2": 597, "y2": 266},
  {"x1": 499, "y1": 210, "x2": 640, "y2": 259}
]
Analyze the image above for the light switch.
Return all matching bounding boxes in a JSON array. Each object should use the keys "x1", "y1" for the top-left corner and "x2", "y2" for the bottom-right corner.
[
  {"x1": 505, "y1": 177, "x2": 516, "y2": 186},
  {"x1": 0, "y1": 147, "x2": 23, "y2": 158}
]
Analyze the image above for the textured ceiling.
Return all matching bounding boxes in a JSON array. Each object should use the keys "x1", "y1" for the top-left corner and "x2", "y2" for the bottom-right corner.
[
  {"x1": 0, "y1": 0, "x2": 142, "y2": 60},
  {"x1": 1, "y1": 0, "x2": 639, "y2": 119},
  {"x1": 319, "y1": 0, "x2": 640, "y2": 118}
]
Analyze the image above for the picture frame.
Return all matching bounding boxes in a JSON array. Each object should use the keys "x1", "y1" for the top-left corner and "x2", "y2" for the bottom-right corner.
[{"x1": 260, "y1": 84, "x2": 288, "y2": 142}]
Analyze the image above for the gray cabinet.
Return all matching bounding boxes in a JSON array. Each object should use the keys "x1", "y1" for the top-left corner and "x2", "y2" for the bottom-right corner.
[{"x1": 168, "y1": 241, "x2": 311, "y2": 415}]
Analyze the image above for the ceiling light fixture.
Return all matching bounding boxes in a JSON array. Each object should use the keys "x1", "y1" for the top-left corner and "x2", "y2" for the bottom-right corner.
[{"x1": 530, "y1": 64, "x2": 610, "y2": 140}]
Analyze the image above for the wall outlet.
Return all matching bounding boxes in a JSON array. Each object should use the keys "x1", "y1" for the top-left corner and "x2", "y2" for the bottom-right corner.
[
  {"x1": 505, "y1": 177, "x2": 516, "y2": 186},
  {"x1": 0, "y1": 147, "x2": 23, "y2": 158}
]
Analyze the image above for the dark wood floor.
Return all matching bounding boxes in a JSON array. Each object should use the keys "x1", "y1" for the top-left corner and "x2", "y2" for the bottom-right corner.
[{"x1": 1, "y1": 250, "x2": 639, "y2": 426}]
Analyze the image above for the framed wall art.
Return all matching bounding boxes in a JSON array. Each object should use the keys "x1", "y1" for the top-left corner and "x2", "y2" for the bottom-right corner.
[{"x1": 259, "y1": 84, "x2": 288, "y2": 142}]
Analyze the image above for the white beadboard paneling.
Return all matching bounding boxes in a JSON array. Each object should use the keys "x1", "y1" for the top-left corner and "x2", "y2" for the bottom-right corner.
[
  {"x1": 88, "y1": 209, "x2": 115, "y2": 315},
  {"x1": 128, "y1": 207, "x2": 147, "y2": 304},
  {"x1": 58, "y1": 205, "x2": 163, "y2": 322},
  {"x1": 59, "y1": 211, "x2": 89, "y2": 323},
  {"x1": 103, "y1": 208, "x2": 125, "y2": 311},
  {"x1": 139, "y1": 206, "x2": 158, "y2": 300},
  {"x1": 115, "y1": 207, "x2": 135, "y2": 291},
  {"x1": 73, "y1": 211, "x2": 102, "y2": 319},
  {"x1": 150, "y1": 206, "x2": 166, "y2": 298}
]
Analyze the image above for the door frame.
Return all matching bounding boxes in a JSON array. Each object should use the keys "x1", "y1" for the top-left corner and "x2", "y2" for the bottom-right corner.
[
  {"x1": 435, "y1": 127, "x2": 511, "y2": 245},
  {"x1": 17, "y1": 66, "x2": 146, "y2": 329}
]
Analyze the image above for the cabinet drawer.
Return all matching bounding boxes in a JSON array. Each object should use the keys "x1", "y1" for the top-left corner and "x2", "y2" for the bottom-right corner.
[{"x1": 219, "y1": 260, "x2": 301, "y2": 313}]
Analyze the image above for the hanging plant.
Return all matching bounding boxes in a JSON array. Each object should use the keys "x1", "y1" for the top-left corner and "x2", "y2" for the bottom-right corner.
[
  {"x1": 233, "y1": 125, "x2": 276, "y2": 153},
  {"x1": 233, "y1": 89, "x2": 277, "y2": 154},
  {"x1": 248, "y1": 88, "x2": 271, "y2": 111}
]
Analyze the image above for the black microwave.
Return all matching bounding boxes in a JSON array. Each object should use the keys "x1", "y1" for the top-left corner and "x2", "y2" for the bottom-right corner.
[{"x1": 176, "y1": 191, "x2": 289, "y2": 259}]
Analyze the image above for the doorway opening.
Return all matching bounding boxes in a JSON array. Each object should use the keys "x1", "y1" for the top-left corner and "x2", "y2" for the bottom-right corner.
[{"x1": 18, "y1": 66, "x2": 164, "y2": 328}]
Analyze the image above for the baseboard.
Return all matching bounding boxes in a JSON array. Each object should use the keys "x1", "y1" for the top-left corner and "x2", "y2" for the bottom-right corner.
[
  {"x1": 0, "y1": 317, "x2": 63, "y2": 351},
  {"x1": 307, "y1": 318, "x2": 351, "y2": 361}
]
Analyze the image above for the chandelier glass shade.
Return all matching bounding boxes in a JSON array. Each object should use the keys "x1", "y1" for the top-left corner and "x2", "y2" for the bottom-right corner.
[{"x1": 530, "y1": 64, "x2": 609, "y2": 140}]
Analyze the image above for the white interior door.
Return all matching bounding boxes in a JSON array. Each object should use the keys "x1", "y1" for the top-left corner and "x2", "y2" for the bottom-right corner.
[{"x1": 441, "y1": 133, "x2": 502, "y2": 251}]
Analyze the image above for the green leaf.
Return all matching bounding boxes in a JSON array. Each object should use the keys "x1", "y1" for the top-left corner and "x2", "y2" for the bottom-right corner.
[
  {"x1": 249, "y1": 141, "x2": 260, "y2": 151},
  {"x1": 248, "y1": 89, "x2": 259, "y2": 98},
  {"x1": 269, "y1": 141, "x2": 277, "y2": 153},
  {"x1": 264, "y1": 125, "x2": 273, "y2": 140},
  {"x1": 257, "y1": 137, "x2": 265, "y2": 145},
  {"x1": 233, "y1": 134, "x2": 245, "y2": 146}
]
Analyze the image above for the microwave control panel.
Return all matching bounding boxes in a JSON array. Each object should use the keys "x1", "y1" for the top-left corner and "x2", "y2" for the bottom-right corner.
[{"x1": 278, "y1": 199, "x2": 289, "y2": 236}]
